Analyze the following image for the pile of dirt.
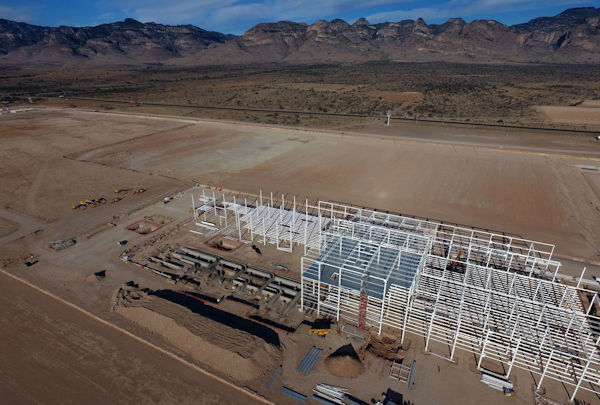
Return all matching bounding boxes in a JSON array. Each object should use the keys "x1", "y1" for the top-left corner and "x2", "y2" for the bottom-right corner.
[
  {"x1": 324, "y1": 344, "x2": 364, "y2": 378},
  {"x1": 207, "y1": 235, "x2": 242, "y2": 251},
  {"x1": 366, "y1": 334, "x2": 404, "y2": 361},
  {"x1": 85, "y1": 270, "x2": 106, "y2": 283},
  {"x1": 112, "y1": 283, "x2": 282, "y2": 382}
]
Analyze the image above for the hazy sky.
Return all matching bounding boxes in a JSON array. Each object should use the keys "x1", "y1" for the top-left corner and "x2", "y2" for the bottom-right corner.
[{"x1": 0, "y1": 0, "x2": 595, "y2": 34}]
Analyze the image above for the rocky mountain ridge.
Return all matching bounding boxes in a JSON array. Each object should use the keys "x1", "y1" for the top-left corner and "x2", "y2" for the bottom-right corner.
[{"x1": 1, "y1": 7, "x2": 599, "y2": 65}]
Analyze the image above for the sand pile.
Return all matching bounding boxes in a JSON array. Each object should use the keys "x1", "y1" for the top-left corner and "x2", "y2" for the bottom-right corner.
[
  {"x1": 324, "y1": 344, "x2": 364, "y2": 378},
  {"x1": 85, "y1": 270, "x2": 106, "y2": 283}
]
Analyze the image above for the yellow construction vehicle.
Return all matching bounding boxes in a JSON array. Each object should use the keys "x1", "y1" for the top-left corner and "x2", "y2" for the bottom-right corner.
[
  {"x1": 114, "y1": 188, "x2": 129, "y2": 194},
  {"x1": 309, "y1": 328, "x2": 331, "y2": 336},
  {"x1": 111, "y1": 197, "x2": 123, "y2": 204},
  {"x1": 309, "y1": 319, "x2": 340, "y2": 337},
  {"x1": 133, "y1": 188, "x2": 146, "y2": 194}
]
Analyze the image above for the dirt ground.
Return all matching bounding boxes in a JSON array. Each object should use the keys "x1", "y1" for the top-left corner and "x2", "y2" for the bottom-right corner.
[
  {"x1": 0, "y1": 271, "x2": 267, "y2": 405},
  {"x1": 0, "y1": 216, "x2": 18, "y2": 237},
  {"x1": 29, "y1": 108, "x2": 597, "y2": 262},
  {"x1": 538, "y1": 102, "x2": 600, "y2": 126},
  {"x1": 1, "y1": 107, "x2": 600, "y2": 404}
]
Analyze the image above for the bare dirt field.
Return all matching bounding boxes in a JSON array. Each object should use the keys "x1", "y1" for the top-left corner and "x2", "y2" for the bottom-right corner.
[
  {"x1": 1, "y1": 107, "x2": 600, "y2": 405},
  {"x1": 0, "y1": 216, "x2": 18, "y2": 237},
  {"x1": 538, "y1": 103, "x2": 600, "y2": 126},
  {"x1": 27, "y1": 108, "x2": 597, "y2": 262},
  {"x1": 0, "y1": 271, "x2": 267, "y2": 405}
]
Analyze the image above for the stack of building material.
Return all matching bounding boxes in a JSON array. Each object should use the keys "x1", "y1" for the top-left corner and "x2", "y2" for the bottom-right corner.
[
  {"x1": 266, "y1": 365, "x2": 282, "y2": 388},
  {"x1": 481, "y1": 373, "x2": 514, "y2": 392},
  {"x1": 297, "y1": 346, "x2": 322, "y2": 375},
  {"x1": 313, "y1": 384, "x2": 348, "y2": 404},
  {"x1": 312, "y1": 384, "x2": 366, "y2": 404},
  {"x1": 280, "y1": 386, "x2": 307, "y2": 402}
]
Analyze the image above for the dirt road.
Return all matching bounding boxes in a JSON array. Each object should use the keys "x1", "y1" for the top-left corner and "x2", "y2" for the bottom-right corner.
[{"x1": 0, "y1": 208, "x2": 42, "y2": 246}]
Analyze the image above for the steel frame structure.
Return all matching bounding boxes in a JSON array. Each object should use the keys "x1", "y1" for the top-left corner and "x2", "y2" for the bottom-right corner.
[
  {"x1": 299, "y1": 202, "x2": 600, "y2": 399},
  {"x1": 192, "y1": 189, "x2": 329, "y2": 253},
  {"x1": 191, "y1": 190, "x2": 600, "y2": 398}
]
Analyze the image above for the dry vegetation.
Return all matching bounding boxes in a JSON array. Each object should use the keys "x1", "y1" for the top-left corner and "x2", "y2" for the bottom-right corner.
[{"x1": 2, "y1": 62, "x2": 600, "y2": 130}]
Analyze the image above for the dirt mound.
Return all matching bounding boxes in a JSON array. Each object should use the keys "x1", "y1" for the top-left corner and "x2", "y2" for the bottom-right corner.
[
  {"x1": 85, "y1": 270, "x2": 106, "y2": 283},
  {"x1": 112, "y1": 284, "x2": 281, "y2": 382},
  {"x1": 324, "y1": 344, "x2": 364, "y2": 378},
  {"x1": 367, "y1": 334, "x2": 404, "y2": 361}
]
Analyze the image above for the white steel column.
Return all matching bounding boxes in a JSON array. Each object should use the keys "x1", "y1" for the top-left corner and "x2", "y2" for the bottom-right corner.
[
  {"x1": 570, "y1": 336, "x2": 600, "y2": 401},
  {"x1": 191, "y1": 194, "x2": 197, "y2": 220},
  {"x1": 304, "y1": 198, "x2": 308, "y2": 255},
  {"x1": 450, "y1": 267, "x2": 470, "y2": 360},
  {"x1": 537, "y1": 349, "x2": 555, "y2": 390},
  {"x1": 506, "y1": 336, "x2": 521, "y2": 378},
  {"x1": 477, "y1": 330, "x2": 491, "y2": 369},
  {"x1": 378, "y1": 278, "x2": 387, "y2": 335},
  {"x1": 316, "y1": 262, "x2": 322, "y2": 316}
]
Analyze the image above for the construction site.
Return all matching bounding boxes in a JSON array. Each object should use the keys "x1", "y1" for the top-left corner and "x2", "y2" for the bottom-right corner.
[
  {"x1": 181, "y1": 189, "x2": 600, "y2": 400},
  {"x1": 2, "y1": 107, "x2": 600, "y2": 404}
]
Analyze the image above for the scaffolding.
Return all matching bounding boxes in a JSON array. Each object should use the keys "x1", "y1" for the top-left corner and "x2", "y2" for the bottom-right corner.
[{"x1": 190, "y1": 190, "x2": 600, "y2": 398}]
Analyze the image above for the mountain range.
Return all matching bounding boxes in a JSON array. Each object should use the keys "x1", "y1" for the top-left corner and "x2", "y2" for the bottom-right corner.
[{"x1": 1, "y1": 7, "x2": 599, "y2": 66}]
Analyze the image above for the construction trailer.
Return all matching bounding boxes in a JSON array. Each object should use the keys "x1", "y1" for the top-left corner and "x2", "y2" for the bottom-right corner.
[{"x1": 190, "y1": 190, "x2": 600, "y2": 399}]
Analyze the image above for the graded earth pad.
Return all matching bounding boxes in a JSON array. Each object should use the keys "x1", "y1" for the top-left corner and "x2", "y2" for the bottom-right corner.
[
  {"x1": 538, "y1": 105, "x2": 600, "y2": 126},
  {"x1": 0, "y1": 109, "x2": 185, "y2": 228},
  {"x1": 3, "y1": 108, "x2": 599, "y2": 262},
  {"x1": 217, "y1": 133, "x2": 600, "y2": 261}
]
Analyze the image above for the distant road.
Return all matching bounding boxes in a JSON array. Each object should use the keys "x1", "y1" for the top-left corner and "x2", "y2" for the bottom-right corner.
[
  {"x1": 65, "y1": 96, "x2": 600, "y2": 135},
  {"x1": 50, "y1": 104, "x2": 600, "y2": 160}
]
